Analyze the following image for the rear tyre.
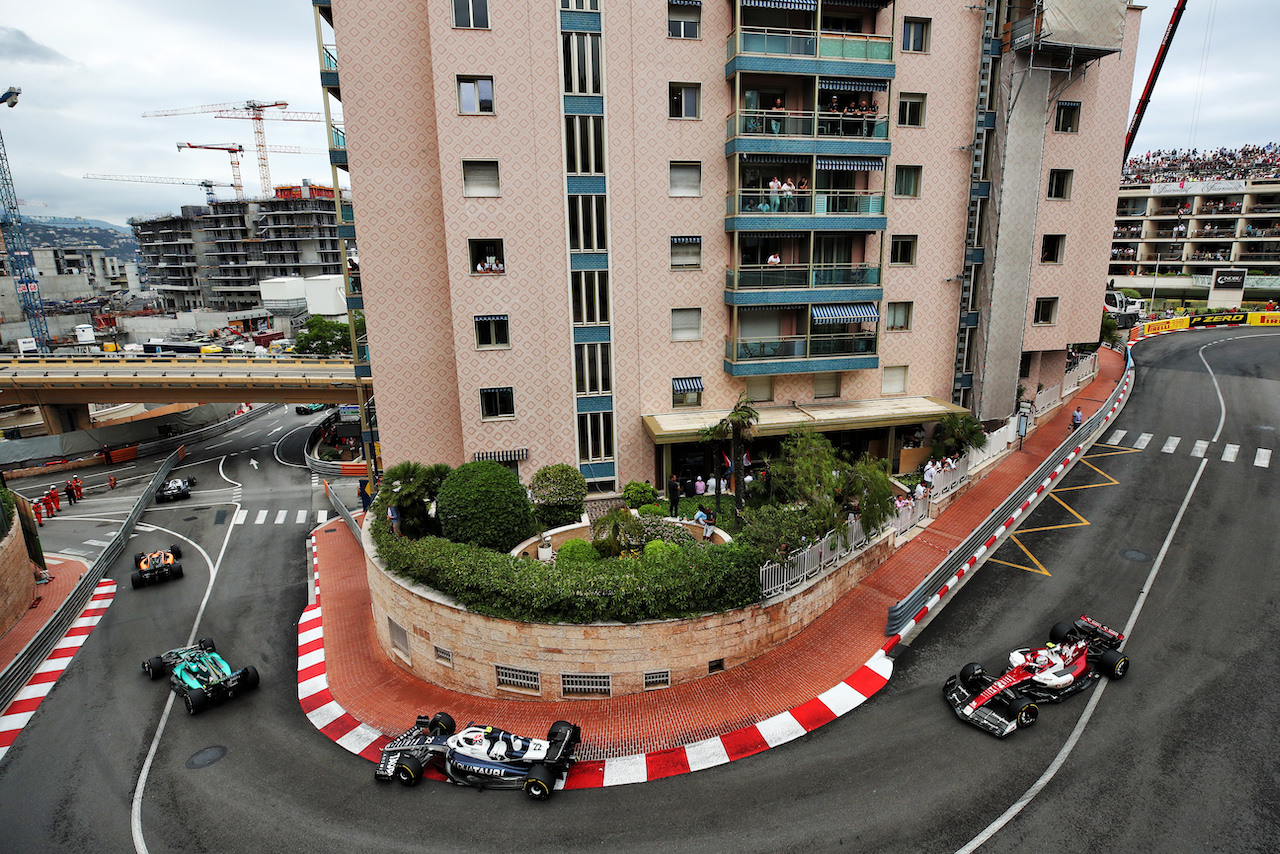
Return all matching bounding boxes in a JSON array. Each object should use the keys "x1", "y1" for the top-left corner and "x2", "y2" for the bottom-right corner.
[
  {"x1": 428, "y1": 712, "x2": 456, "y2": 737},
  {"x1": 184, "y1": 688, "x2": 209, "y2": 715},
  {"x1": 240, "y1": 665, "x2": 260, "y2": 691},
  {"x1": 169, "y1": 563, "x2": 183, "y2": 580},
  {"x1": 198, "y1": 637, "x2": 216, "y2": 652},
  {"x1": 394, "y1": 754, "x2": 423, "y2": 786},
  {"x1": 144, "y1": 657, "x2": 164, "y2": 679},
  {"x1": 170, "y1": 544, "x2": 183, "y2": 559},
  {"x1": 1009, "y1": 697, "x2": 1038, "y2": 729},
  {"x1": 959, "y1": 662, "x2": 987, "y2": 692},
  {"x1": 1100, "y1": 649, "x2": 1129, "y2": 679},
  {"x1": 133, "y1": 552, "x2": 145, "y2": 566},
  {"x1": 523, "y1": 764, "x2": 556, "y2": 801},
  {"x1": 1049, "y1": 621, "x2": 1076, "y2": 644},
  {"x1": 131, "y1": 571, "x2": 145, "y2": 590},
  {"x1": 548, "y1": 720, "x2": 576, "y2": 740},
  {"x1": 188, "y1": 477, "x2": 197, "y2": 486}
]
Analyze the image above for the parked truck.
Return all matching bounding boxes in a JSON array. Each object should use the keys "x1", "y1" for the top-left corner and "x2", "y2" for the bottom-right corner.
[{"x1": 1104, "y1": 290, "x2": 1142, "y2": 329}]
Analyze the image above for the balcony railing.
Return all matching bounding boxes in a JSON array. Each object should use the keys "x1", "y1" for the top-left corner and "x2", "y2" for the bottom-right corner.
[
  {"x1": 1236, "y1": 252, "x2": 1280, "y2": 261},
  {"x1": 727, "y1": 27, "x2": 893, "y2": 62},
  {"x1": 726, "y1": 263, "x2": 881, "y2": 290},
  {"x1": 330, "y1": 125, "x2": 346, "y2": 150},
  {"x1": 1247, "y1": 204, "x2": 1280, "y2": 214},
  {"x1": 322, "y1": 44, "x2": 338, "y2": 71},
  {"x1": 725, "y1": 332, "x2": 877, "y2": 362},
  {"x1": 728, "y1": 109, "x2": 888, "y2": 140},
  {"x1": 728, "y1": 189, "x2": 885, "y2": 216},
  {"x1": 1191, "y1": 229, "x2": 1235, "y2": 238},
  {"x1": 1198, "y1": 203, "x2": 1243, "y2": 214}
]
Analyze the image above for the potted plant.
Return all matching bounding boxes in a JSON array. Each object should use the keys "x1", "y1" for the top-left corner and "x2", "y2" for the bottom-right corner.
[{"x1": 537, "y1": 531, "x2": 553, "y2": 561}]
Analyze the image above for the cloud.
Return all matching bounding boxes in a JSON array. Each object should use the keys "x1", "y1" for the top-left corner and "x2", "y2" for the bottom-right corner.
[{"x1": 0, "y1": 27, "x2": 71, "y2": 65}]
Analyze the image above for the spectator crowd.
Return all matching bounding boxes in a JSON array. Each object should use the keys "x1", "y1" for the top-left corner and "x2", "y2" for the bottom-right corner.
[{"x1": 1122, "y1": 144, "x2": 1280, "y2": 184}]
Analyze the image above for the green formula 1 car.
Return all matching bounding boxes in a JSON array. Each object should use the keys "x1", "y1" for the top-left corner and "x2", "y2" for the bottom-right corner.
[{"x1": 142, "y1": 637, "x2": 260, "y2": 715}]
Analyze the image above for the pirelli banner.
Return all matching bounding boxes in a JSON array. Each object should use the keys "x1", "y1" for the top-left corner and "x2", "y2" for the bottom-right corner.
[{"x1": 1142, "y1": 311, "x2": 1280, "y2": 336}]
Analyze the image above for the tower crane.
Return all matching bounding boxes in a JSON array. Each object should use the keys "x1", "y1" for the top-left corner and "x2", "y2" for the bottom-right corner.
[
  {"x1": 82, "y1": 174, "x2": 236, "y2": 205},
  {"x1": 177, "y1": 142, "x2": 328, "y2": 199},
  {"x1": 142, "y1": 100, "x2": 288, "y2": 196},
  {"x1": 0, "y1": 86, "x2": 52, "y2": 351}
]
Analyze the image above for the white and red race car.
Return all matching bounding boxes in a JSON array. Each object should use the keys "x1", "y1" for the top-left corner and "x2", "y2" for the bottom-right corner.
[{"x1": 943, "y1": 615, "x2": 1130, "y2": 737}]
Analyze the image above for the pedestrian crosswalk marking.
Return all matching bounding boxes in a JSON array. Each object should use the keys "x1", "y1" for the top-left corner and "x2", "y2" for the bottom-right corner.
[
  {"x1": 274, "y1": 510, "x2": 287, "y2": 524},
  {"x1": 254, "y1": 510, "x2": 268, "y2": 525},
  {"x1": 1106, "y1": 429, "x2": 1127, "y2": 445},
  {"x1": 1134, "y1": 433, "x2": 1153, "y2": 449},
  {"x1": 1256, "y1": 449, "x2": 1273, "y2": 468},
  {"x1": 1161, "y1": 437, "x2": 1181, "y2": 454},
  {"x1": 83, "y1": 539, "x2": 111, "y2": 548},
  {"x1": 317, "y1": 510, "x2": 328, "y2": 523},
  {"x1": 1222, "y1": 444, "x2": 1239, "y2": 462},
  {"x1": 296, "y1": 510, "x2": 307, "y2": 524},
  {"x1": 1190, "y1": 440, "x2": 1209, "y2": 458},
  {"x1": 234, "y1": 510, "x2": 247, "y2": 524}
]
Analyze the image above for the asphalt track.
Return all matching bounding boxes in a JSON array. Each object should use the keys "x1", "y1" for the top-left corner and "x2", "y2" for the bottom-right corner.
[{"x1": 1, "y1": 329, "x2": 1278, "y2": 852}]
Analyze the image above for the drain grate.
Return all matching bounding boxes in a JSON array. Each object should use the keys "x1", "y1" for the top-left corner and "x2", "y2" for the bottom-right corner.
[{"x1": 1121, "y1": 549, "x2": 1152, "y2": 562}]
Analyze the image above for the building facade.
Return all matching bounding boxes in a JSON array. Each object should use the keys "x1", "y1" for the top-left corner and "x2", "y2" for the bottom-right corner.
[{"x1": 314, "y1": 0, "x2": 1142, "y2": 488}]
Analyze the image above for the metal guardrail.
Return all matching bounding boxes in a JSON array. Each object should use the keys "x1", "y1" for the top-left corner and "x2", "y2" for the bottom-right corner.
[
  {"x1": 325, "y1": 478, "x2": 362, "y2": 542},
  {"x1": 0, "y1": 450, "x2": 180, "y2": 712},
  {"x1": 885, "y1": 348, "x2": 1134, "y2": 637}
]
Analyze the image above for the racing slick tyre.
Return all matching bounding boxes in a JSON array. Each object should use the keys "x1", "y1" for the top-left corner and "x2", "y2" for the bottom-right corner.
[
  {"x1": 1100, "y1": 649, "x2": 1129, "y2": 679},
  {"x1": 133, "y1": 552, "x2": 146, "y2": 566},
  {"x1": 959, "y1": 662, "x2": 987, "y2": 692},
  {"x1": 170, "y1": 544, "x2": 183, "y2": 559},
  {"x1": 1048, "y1": 621, "x2": 1077, "y2": 644},
  {"x1": 131, "y1": 571, "x2": 145, "y2": 590},
  {"x1": 524, "y1": 764, "x2": 556, "y2": 801},
  {"x1": 394, "y1": 754, "x2": 423, "y2": 787},
  {"x1": 240, "y1": 665, "x2": 260, "y2": 691},
  {"x1": 144, "y1": 657, "x2": 165, "y2": 679},
  {"x1": 427, "y1": 712, "x2": 456, "y2": 737},
  {"x1": 548, "y1": 720, "x2": 576, "y2": 739},
  {"x1": 198, "y1": 637, "x2": 216, "y2": 652},
  {"x1": 184, "y1": 688, "x2": 209, "y2": 715},
  {"x1": 168, "y1": 564, "x2": 183, "y2": 580},
  {"x1": 1009, "y1": 697, "x2": 1038, "y2": 729},
  {"x1": 188, "y1": 477, "x2": 197, "y2": 486}
]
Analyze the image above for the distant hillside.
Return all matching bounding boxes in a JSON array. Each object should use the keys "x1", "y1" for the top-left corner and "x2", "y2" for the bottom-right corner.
[{"x1": 20, "y1": 222, "x2": 138, "y2": 262}]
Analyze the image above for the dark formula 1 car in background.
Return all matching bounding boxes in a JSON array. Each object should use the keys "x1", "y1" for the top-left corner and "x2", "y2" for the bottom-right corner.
[
  {"x1": 132, "y1": 545, "x2": 185, "y2": 589},
  {"x1": 156, "y1": 476, "x2": 197, "y2": 502},
  {"x1": 943, "y1": 615, "x2": 1129, "y2": 737},
  {"x1": 142, "y1": 637, "x2": 260, "y2": 715},
  {"x1": 376, "y1": 712, "x2": 582, "y2": 800}
]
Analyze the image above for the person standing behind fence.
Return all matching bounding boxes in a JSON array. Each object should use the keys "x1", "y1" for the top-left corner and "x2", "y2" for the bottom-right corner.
[
  {"x1": 1071, "y1": 406, "x2": 1083, "y2": 432},
  {"x1": 667, "y1": 474, "x2": 681, "y2": 517},
  {"x1": 922, "y1": 459, "x2": 936, "y2": 496}
]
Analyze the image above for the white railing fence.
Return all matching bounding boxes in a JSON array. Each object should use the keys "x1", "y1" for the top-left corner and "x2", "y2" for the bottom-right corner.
[
  {"x1": 1063, "y1": 352, "x2": 1099, "y2": 394},
  {"x1": 759, "y1": 515, "x2": 872, "y2": 598}
]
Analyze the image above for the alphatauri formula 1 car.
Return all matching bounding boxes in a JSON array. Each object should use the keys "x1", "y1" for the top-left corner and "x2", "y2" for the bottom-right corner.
[
  {"x1": 142, "y1": 637, "x2": 260, "y2": 715},
  {"x1": 943, "y1": 615, "x2": 1129, "y2": 737},
  {"x1": 376, "y1": 712, "x2": 582, "y2": 800},
  {"x1": 156, "y1": 476, "x2": 196, "y2": 502},
  {"x1": 132, "y1": 545, "x2": 185, "y2": 589}
]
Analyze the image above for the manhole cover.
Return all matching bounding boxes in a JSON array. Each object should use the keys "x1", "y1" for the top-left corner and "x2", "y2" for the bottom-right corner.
[
  {"x1": 1121, "y1": 549, "x2": 1152, "y2": 562},
  {"x1": 185, "y1": 746, "x2": 226, "y2": 770}
]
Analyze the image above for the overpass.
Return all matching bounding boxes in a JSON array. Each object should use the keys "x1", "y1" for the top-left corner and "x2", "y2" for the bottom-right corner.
[{"x1": 0, "y1": 354, "x2": 362, "y2": 434}]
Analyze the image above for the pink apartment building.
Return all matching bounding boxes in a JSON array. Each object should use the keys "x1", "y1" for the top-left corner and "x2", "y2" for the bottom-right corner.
[{"x1": 312, "y1": 0, "x2": 1142, "y2": 489}]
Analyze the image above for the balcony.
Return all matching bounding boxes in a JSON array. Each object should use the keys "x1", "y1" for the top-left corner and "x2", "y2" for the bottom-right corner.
[
  {"x1": 726, "y1": 263, "x2": 880, "y2": 290},
  {"x1": 723, "y1": 332, "x2": 878, "y2": 376},
  {"x1": 728, "y1": 189, "x2": 885, "y2": 216},
  {"x1": 726, "y1": 27, "x2": 893, "y2": 63},
  {"x1": 727, "y1": 108, "x2": 888, "y2": 142}
]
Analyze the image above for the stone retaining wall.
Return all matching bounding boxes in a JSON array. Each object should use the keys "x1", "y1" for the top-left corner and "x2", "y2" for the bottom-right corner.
[{"x1": 0, "y1": 519, "x2": 34, "y2": 640}]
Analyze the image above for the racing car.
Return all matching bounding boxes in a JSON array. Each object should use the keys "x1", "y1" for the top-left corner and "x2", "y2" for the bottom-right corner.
[
  {"x1": 943, "y1": 614, "x2": 1129, "y2": 738},
  {"x1": 142, "y1": 637, "x2": 260, "y2": 715},
  {"x1": 131, "y1": 544, "x2": 185, "y2": 589},
  {"x1": 156, "y1": 476, "x2": 197, "y2": 503},
  {"x1": 376, "y1": 712, "x2": 582, "y2": 800}
]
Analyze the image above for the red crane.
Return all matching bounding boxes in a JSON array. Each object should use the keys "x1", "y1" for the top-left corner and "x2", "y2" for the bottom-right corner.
[
  {"x1": 176, "y1": 143, "x2": 246, "y2": 199},
  {"x1": 143, "y1": 100, "x2": 288, "y2": 196},
  {"x1": 1124, "y1": 0, "x2": 1189, "y2": 162}
]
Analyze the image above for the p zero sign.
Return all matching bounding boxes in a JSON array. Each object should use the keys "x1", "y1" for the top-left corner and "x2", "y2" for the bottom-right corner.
[
  {"x1": 1187, "y1": 313, "x2": 1247, "y2": 327},
  {"x1": 1212, "y1": 269, "x2": 1247, "y2": 289}
]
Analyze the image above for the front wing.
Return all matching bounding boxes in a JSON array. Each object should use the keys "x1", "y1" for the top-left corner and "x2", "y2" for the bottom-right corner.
[{"x1": 942, "y1": 676, "x2": 1018, "y2": 738}]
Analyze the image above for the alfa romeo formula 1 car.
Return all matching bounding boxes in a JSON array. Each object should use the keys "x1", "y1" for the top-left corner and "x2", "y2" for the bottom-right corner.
[
  {"x1": 156, "y1": 476, "x2": 197, "y2": 503},
  {"x1": 376, "y1": 712, "x2": 582, "y2": 800},
  {"x1": 943, "y1": 614, "x2": 1130, "y2": 738},
  {"x1": 131, "y1": 545, "x2": 185, "y2": 589},
  {"x1": 142, "y1": 637, "x2": 260, "y2": 715}
]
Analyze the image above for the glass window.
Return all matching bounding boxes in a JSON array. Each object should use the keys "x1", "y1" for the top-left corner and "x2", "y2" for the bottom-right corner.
[
  {"x1": 567, "y1": 195, "x2": 607, "y2": 251},
  {"x1": 898, "y1": 93, "x2": 926, "y2": 127},
  {"x1": 577, "y1": 411, "x2": 614, "y2": 462},
  {"x1": 669, "y1": 83, "x2": 700, "y2": 119},
  {"x1": 480, "y1": 387, "x2": 515, "y2": 419},
  {"x1": 882, "y1": 366, "x2": 908, "y2": 395},
  {"x1": 462, "y1": 160, "x2": 500, "y2": 197},
  {"x1": 669, "y1": 162, "x2": 702, "y2": 197},
  {"x1": 902, "y1": 18, "x2": 930, "y2": 52},
  {"x1": 671, "y1": 307, "x2": 701, "y2": 341},
  {"x1": 458, "y1": 76, "x2": 494, "y2": 114},
  {"x1": 672, "y1": 378, "x2": 702, "y2": 407},
  {"x1": 453, "y1": 0, "x2": 489, "y2": 29},
  {"x1": 561, "y1": 0, "x2": 598, "y2": 10},
  {"x1": 468, "y1": 239, "x2": 505, "y2": 273},
  {"x1": 1047, "y1": 169, "x2": 1073, "y2": 200},
  {"x1": 886, "y1": 301, "x2": 913, "y2": 331},
  {"x1": 574, "y1": 342, "x2": 612, "y2": 395},
  {"x1": 1041, "y1": 234, "x2": 1065, "y2": 264},
  {"x1": 1054, "y1": 102, "x2": 1081, "y2": 133},
  {"x1": 668, "y1": 3, "x2": 700, "y2": 38},
  {"x1": 744, "y1": 375, "x2": 773, "y2": 402},
  {"x1": 565, "y1": 115, "x2": 605, "y2": 174},
  {"x1": 1034, "y1": 297, "x2": 1059, "y2": 325},
  {"x1": 894, "y1": 165, "x2": 921, "y2": 197},
  {"x1": 562, "y1": 32, "x2": 602, "y2": 95},
  {"x1": 474, "y1": 315, "x2": 510, "y2": 349},
  {"x1": 670, "y1": 238, "x2": 701, "y2": 269},
  {"x1": 890, "y1": 235, "x2": 917, "y2": 265},
  {"x1": 571, "y1": 270, "x2": 610, "y2": 325}
]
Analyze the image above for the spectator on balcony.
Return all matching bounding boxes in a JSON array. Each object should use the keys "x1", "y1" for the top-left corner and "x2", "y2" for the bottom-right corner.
[
  {"x1": 823, "y1": 95, "x2": 843, "y2": 135},
  {"x1": 769, "y1": 98, "x2": 786, "y2": 134},
  {"x1": 796, "y1": 176, "x2": 809, "y2": 212},
  {"x1": 769, "y1": 176, "x2": 782, "y2": 211},
  {"x1": 843, "y1": 99, "x2": 864, "y2": 137},
  {"x1": 767, "y1": 251, "x2": 781, "y2": 266},
  {"x1": 782, "y1": 177, "x2": 796, "y2": 211}
]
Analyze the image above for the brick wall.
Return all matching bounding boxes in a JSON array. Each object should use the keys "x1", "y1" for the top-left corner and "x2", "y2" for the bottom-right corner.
[{"x1": 0, "y1": 518, "x2": 34, "y2": 639}]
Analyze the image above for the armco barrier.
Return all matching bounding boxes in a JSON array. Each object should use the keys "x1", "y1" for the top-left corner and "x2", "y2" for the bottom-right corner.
[
  {"x1": 885, "y1": 347, "x2": 1134, "y2": 638},
  {"x1": 0, "y1": 449, "x2": 181, "y2": 712}
]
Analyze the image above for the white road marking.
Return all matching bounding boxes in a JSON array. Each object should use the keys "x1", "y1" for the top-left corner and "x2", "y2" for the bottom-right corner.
[
  {"x1": 1161, "y1": 436, "x2": 1181, "y2": 454},
  {"x1": 1134, "y1": 433, "x2": 1153, "y2": 449},
  {"x1": 1222, "y1": 444, "x2": 1239, "y2": 462},
  {"x1": 1190, "y1": 439, "x2": 1209, "y2": 458},
  {"x1": 83, "y1": 539, "x2": 112, "y2": 547},
  {"x1": 296, "y1": 510, "x2": 308, "y2": 524},
  {"x1": 234, "y1": 510, "x2": 247, "y2": 525},
  {"x1": 205, "y1": 440, "x2": 232, "y2": 451},
  {"x1": 317, "y1": 510, "x2": 328, "y2": 523},
  {"x1": 274, "y1": 510, "x2": 287, "y2": 524},
  {"x1": 1106, "y1": 429, "x2": 1127, "y2": 445},
  {"x1": 1255, "y1": 448, "x2": 1273, "y2": 468},
  {"x1": 254, "y1": 510, "x2": 268, "y2": 525}
]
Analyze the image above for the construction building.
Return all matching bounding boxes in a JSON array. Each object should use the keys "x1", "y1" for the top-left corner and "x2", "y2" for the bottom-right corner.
[{"x1": 312, "y1": 0, "x2": 1143, "y2": 489}]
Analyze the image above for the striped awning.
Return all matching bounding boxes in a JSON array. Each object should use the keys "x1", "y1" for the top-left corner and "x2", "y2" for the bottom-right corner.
[
  {"x1": 742, "y1": 0, "x2": 817, "y2": 9},
  {"x1": 672, "y1": 376, "x2": 704, "y2": 393},
  {"x1": 1056, "y1": 99, "x2": 1081, "y2": 108},
  {"x1": 473, "y1": 448, "x2": 529, "y2": 462},
  {"x1": 671, "y1": 236, "x2": 702, "y2": 244},
  {"x1": 474, "y1": 314, "x2": 508, "y2": 322},
  {"x1": 742, "y1": 153, "x2": 810, "y2": 164},
  {"x1": 811, "y1": 302, "x2": 879, "y2": 324},
  {"x1": 816, "y1": 156, "x2": 884, "y2": 171},
  {"x1": 819, "y1": 77, "x2": 889, "y2": 93}
]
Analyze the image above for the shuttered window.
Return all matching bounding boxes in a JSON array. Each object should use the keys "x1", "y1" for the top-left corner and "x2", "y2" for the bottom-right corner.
[
  {"x1": 462, "y1": 160, "x2": 500, "y2": 197},
  {"x1": 671, "y1": 307, "x2": 702, "y2": 341}
]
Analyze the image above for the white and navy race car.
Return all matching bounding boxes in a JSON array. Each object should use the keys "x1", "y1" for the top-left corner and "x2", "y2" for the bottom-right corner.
[
  {"x1": 156, "y1": 476, "x2": 196, "y2": 503},
  {"x1": 376, "y1": 712, "x2": 581, "y2": 800},
  {"x1": 943, "y1": 615, "x2": 1130, "y2": 737}
]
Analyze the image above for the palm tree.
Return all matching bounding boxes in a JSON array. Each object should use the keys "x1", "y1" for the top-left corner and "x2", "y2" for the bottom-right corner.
[
  {"x1": 929, "y1": 412, "x2": 988, "y2": 459},
  {"x1": 697, "y1": 422, "x2": 728, "y2": 519}
]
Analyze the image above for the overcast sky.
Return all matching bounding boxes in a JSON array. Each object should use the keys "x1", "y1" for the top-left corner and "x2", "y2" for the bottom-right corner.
[{"x1": 0, "y1": 0, "x2": 1272, "y2": 227}]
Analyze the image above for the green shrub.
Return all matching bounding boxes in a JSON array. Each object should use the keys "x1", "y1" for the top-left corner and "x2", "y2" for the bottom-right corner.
[
  {"x1": 622, "y1": 480, "x2": 660, "y2": 509},
  {"x1": 436, "y1": 461, "x2": 535, "y2": 552},
  {"x1": 555, "y1": 538, "x2": 599, "y2": 563},
  {"x1": 643, "y1": 539, "x2": 680, "y2": 562},
  {"x1": 530, "y1": 464, "x2": 588, "y2": 530},
  {"x1": 372, "y1": 461, "x2": 434, "y2": 539},
  {"x1": 637, "y1": 503, "x2": 667, "y2": 517},
  {"x1": 637, "y1": 515, "x2": 695, "y2": 547},
  {"x1": 591, "y1": 507, "x2": 644, "y2": 557},
  {"x1": 318, "y1": 448, "x2": 339, "y2": 461}
]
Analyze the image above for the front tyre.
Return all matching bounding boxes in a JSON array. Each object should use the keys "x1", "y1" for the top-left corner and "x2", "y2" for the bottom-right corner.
[
  {"x1": 523, "y1": 764, "x2": 556, "y2": 801},
  {"x1": 198, "y1": 637, "x2": 216, "y2": 652},
  {"x1": 1100, "y1": 649, "x2": 1129, "y2": 679},
  {"x1": 170, "y1": 544, "x2": 183, "y2": 559},
  {"x1": 1009, "y1": 697, "x2": 1038, "y2": 729},
  {"x1": 144, "y1": 657, "x2": 164, "y2": 679},
  {"x1": 1049, "y1": 621, "x2": 1077, "y2": 644},
  {"x1": 959, "y1": 662, "x2": 987, "y2": 692},
  {"x1": 428, "y1": 712, "x2": 456, "y2": 737},
  {"x1": 395, "y1": 754, "x2": 423, "y2": 786}
]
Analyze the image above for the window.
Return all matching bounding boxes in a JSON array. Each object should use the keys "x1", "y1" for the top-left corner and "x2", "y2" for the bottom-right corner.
[
  {"x1": 1034, "y1": 297, "x2": 1059, "y2": 325},
  {"x1": 565, "y1": 115, "x2": 605, "y2": 174},
  {"x1": 886, "y1": 301, "x2": 913, "y2": 331},
  {"x1": 474, "y1": 314, "x2": 509, "y2": 349},
  {"x1": 571, "y1": 270, "x2": 610, "y2": 324},
  {"x1": 1054, "y1": 101, "x2": 1081, "y2": 133},
  {"x1": 1041, "y1": 234, "x2": 1065, "y2": 264},
  {"x1": 670, "y1": 236, "x2": 702, "y2": 269},
  {"x1": 669, "y1": 83, "x2": 700, "y2": 119},
  {"x1": 462, "y1": 160, "x2": 500, "y2": 197},
  {"x1": 1047, "y1": 169, "x2": 1073, "y2": 200},
  {"x1": 668, "y1": 2, "x2": 700, "y2": 38},
  {"x1": 561, "y1": 0, "x2": 598, "y2": 9},
  {"x1": 480, "y1": 386, "x2": 515, "y2": 419},
  {"x1": 388, "y1": 617, "x2": 410, "y2": 659},
  {"x1": 669, "y1": 162, "x2": 702, "y2": 197},
  {"x1": 452, "y1": 0, "x2": 488, "y2": 28},
  {"x1": 562, "y1": 32, "x2": 602, "y2": 95},
  {"x1": 672, "y1": 377, "x2": 703, "y2": 407},
  {"x1": 902, "y1": 18, "x2": 931, "y2": 52},
  {"x1": 468, "y1": 239, "x2": 505, "y2": 273},
  {"x1": 813, "y1": 373, "x2": 841, "y2": 399},
  {"x1": 744, "y1": 375, "x2": 773, "y2": 402},
  {"x1": 898, "y1": 93, "x2": 926, "y2": 127},
  {"x1": 894, "y1": 165, "x2": 922, "y2": 197},
  {"x1": 574, "y1": 342, "x2": 612, "y2": 395},
  {"x1": 567, "y1": 195, "x2": 607, "y2": 251},
  {"x1": 882, "y1": 365, "x2": 908, "y2": 395},
  {"x1": 457, "y1": 76, "x2": 494, "y2": 114},
  {"x1": 577, "y1": 411, "x2": 614, "y2": 462},
  {"x1": 890, "y1": 235, "x2": 917, "y2": 265},
  {"x1": 1019, "y1": 352, "x2": 1033, "y2": 378},
  {"x1": 671, "y1": 307, "x2": 701, "y2": 341}
]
